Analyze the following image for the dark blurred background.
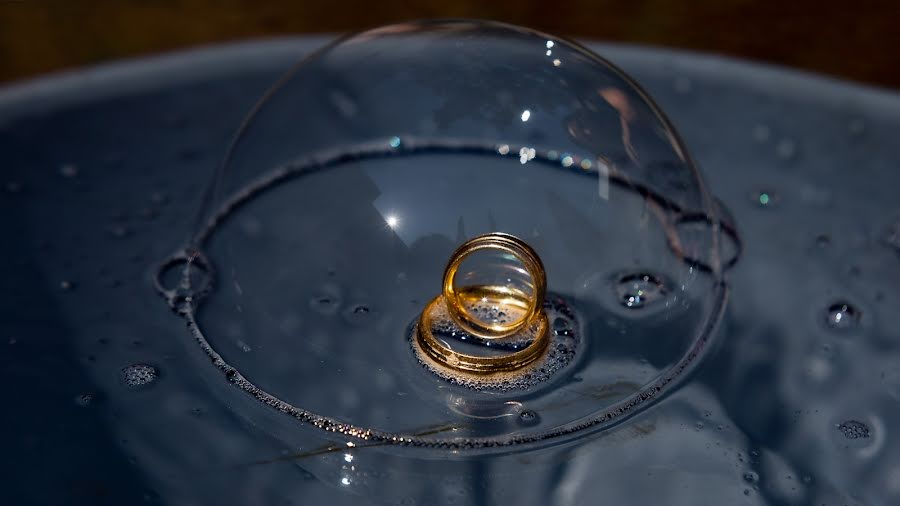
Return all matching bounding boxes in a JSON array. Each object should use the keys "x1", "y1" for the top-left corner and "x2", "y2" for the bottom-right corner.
[{"x1": 1, "y1": 0, "x2": 898, "y2": 88}]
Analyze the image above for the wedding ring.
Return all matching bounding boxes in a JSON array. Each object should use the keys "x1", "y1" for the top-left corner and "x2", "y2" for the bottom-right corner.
[
  {"x1": 442, "y1": 233, "x2": 546, "y2": 339},
  {"x1": 414, "y1": 233, "x2": 549, "y2": 374}
]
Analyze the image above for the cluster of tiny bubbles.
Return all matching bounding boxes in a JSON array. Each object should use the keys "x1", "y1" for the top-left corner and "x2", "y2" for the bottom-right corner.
[
  {"x1": 411, "y1": 295, "x2": 580, "y2": 391},
  {"x1": 615, "y1": 272, "x2": 668, "y2": 309},
  {"x1": 121, "y1": 363, "x2": 160, "y2": 388},
  {"x1": 467, "y1": 302, "x2": 517, "y2": 328},
  {"x1": 824, "y1": 301, "x2": 861, "y2": 330},
  {"x1": 837, "y1": 420, "x2": 871, "y2": 440}
]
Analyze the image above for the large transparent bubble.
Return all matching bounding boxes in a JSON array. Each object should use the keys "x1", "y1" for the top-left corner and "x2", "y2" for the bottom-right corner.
[{"x1": 161, "y1": 20, "x2": 728, "y2": 449}]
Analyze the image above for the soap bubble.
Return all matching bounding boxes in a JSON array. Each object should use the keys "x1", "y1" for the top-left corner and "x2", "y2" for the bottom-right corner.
[{"x1": 162, "y1": 20, "x2": 728, "y2": 449}]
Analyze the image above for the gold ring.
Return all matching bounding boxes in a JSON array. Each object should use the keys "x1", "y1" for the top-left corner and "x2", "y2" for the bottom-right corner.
[
  {"x1": 416, "y1": 295, "x2": 550, "y2": 374},
  {"x1": 442, "y1": 233, "x2": 546, "y2": 339}
]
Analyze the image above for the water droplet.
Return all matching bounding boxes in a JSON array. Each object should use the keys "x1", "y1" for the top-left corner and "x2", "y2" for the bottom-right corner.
[
  {"x1": 754, "y1": 189, "x2": 777, "y2": 207},
  {"x1": 311, "y1": 293, "x2": 341, "y2": 315},
  {"x1": 743, "y1": 471, "x2": 759, "y2": 484},
  {"x1": 74, "y1": 393, "x2": 93, "y2": 407},
  {"x1": 824, "y1": 302, "x2": 860, "y2": 330},
  {"x1": 837, "y1": 420, "x2": 870, "y2": 440},
  {"x1": 776, "y1": 138, "x2": 797, "y2": 160},
  {"x1": 518, "y1": 410, "x2": 540, "y2": 426},
  {"x1": 59, "y1": 163, "x2": 79, "y2": 178},
  {"x1": 389, "y1": 136, "x2": 401, "y2": 149},
  {"x1": 122, "y1": 364, "x2": 159, "y2": 388},
  {"x1": 615, "y1": 273, "x2": 667, "y2": 309}
]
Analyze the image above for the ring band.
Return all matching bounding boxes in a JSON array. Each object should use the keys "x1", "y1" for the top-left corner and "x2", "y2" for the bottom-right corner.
[
  {"x1": 416, "y1": 295, "x2": 550, "y2": 373},
  {"x1": 442, "y1": 233, "x2": 546, "y2": 339}
]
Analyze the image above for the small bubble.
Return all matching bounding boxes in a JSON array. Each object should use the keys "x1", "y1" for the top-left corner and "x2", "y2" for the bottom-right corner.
[
  {"x1": 5, "y1": 181, "x2": 22, "y2": 193},
  {"x1": 552, "y1": 317, "x2": 569, "y2": 331},
  {"x1": 837, "y1": 420, "x2": 870, "y2": 440},
  {"x1": 59, "y1": 163, "x2": 79, "y2": 178},
  {"x1": 815, "y1": 235, "x2": 830, "y2": 248},
  {"x1": 824, "y1": 302, "x2": 860, "y2": 330},
  {"x1": 59, "y1": 280, "x2": 75, "y2": 291},
  {"x1": 743, "y1": 471, "x2": 759, "y2": 484},
  {"x1": 695, "y1": 421, "x2": 704, "y2": 430},
  {"x1": 616, "y1": 273, "x2": 667, "y2": 309},
  {"x1": 776, "y1": 138, "x2": 797, "y2": 160},
  {"x1": 74, "y1": 393, "x2": 93, "y2": 407},
  {"x1": 122, "y1": 364, "x2": 159, "y2": 388},
  {"x1": 236, "y1": 340, "x2": 252, "y2": 352},
  {"x1": 352, "y1": 305, "x2": 370, "y2": 314}
]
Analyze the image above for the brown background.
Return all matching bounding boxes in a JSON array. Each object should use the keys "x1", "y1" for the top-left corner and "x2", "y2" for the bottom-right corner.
[{"x1": 1, "y1": 0, "x2": 898, "y2": 88}]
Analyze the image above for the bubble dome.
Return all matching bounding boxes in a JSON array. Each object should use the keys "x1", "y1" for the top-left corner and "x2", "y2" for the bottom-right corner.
[{"x1": 159, "y1": 19, "x2": 728, "y2": 450}]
